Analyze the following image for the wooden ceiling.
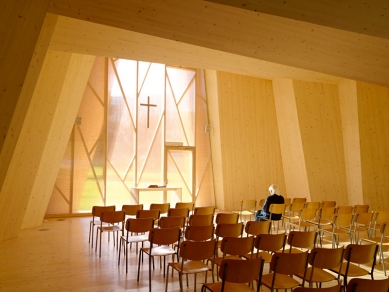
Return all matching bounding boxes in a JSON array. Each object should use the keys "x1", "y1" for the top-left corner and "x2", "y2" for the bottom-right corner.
[{"x1": 47, "y1": 0, "x2": 389, "y2": 87}]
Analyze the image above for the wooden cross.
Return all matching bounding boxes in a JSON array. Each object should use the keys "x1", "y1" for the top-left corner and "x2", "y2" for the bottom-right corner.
[{"x1": 140, "y1": 96, "x2": 157, "y2": 128}]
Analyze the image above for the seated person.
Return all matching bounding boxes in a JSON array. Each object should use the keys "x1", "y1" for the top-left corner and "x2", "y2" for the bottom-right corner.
[{"x1": 254, "y1": 184, "x2": 284, "y2": 221}]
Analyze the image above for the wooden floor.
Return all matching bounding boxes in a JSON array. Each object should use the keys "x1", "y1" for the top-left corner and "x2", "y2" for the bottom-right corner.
[{"x1": 0, "y1": 217, "x2": 387, "y2": 291}]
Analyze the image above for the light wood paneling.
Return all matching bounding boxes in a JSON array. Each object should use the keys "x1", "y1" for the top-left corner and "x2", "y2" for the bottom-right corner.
[
  {"x1": 273, "y1": 79, "x2": 310, "y2": 200},
  {"x1": 339, "y1": 80, "x2": 363, "y2": 205},
  {"x1": 293, "y1": 81, "x2": 348, "y2": 204},
  {"x1": 48, "y1": 16, "x2": 341, "y2": 85},
  {"x1": 216, "y1": 72, "x2": 285, "y2": 211},
  {"x1": 22, "y1": 52, "x2": 95, "y2": 229},
  {"x1": 0, "y1": 0, "x2": 51, "y2": 192},
  {"x1": 358, "y1": 82, "x2": 389, "y2": 211},
  {"x1": 47, "y1": 0, "x2": 389, "y2": 87},
  {"x1": 204, "y1": 70, "x2": 224, "y2": 209}
]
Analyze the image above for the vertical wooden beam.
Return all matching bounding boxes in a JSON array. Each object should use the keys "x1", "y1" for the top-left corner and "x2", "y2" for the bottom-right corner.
[
  {"x1": 204, "y1": 70, "x2": 224, "y2": 209},
  {"x1": 21, "y1": 52, "x2": 95, "y2": 229},
  {"x1": 339, "y1": 79, "x2": 363, "y2": 205},
  {"x1": 273, "y1": 78, "x2": 311, "y2": 200}
]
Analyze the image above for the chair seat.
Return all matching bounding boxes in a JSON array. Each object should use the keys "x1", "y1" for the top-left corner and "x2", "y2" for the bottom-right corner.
[
  {"x1": 169, "y1": 260, "x2": 211, "y2": 274},
  {"x1": 212, "y1": 255, "x2": 243, "y2": 267},
  {"x1": 202, "y1": 281, "x2": 255, "y2": 292},
  {"x1": 98, "y1": 225, "x2": 122, "y2": 232},
  {"x1": 240, "y1": 211, "x2": 255, "y2": 216},
  {"x1": 261, "y1": 273, "x2": 301, "y2": 289},
  {"x1": 241, "y1": 252, "x2": 272, "y2": 262},
  {"x1": 362, "y1": 237, "x2": 389, "y2": 245},
  {"x1": 142, "y1": 245, "x2": 176, "y2": 257},
  {"x1": 121, "y1": 234, "x2": 148, "y2": 243},
  {"x1": 334, "y1": 262, "x2": 370, "y2": 277},
  {"x1": 296, "y1": 266, "x2": 337, "y2": 283}
]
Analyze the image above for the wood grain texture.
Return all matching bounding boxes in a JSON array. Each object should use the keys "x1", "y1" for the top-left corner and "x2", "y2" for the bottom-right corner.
[
  {"x1": 47, "y1": 0, "x2": 389, "y2": 86},
  {"x1": 215, "y1": 72, "x2": 285, "y2": 211},
  {"x1": 273, "y1": 78, "x2": 310, "y2": 200},
  {"x1": 21, "y1": 52, "x2": 95, "y2": 229},
  {"x1": 339, "y1": 80, "x2": 363, "y2": 205},
  {"x1": 357, "y1": 82, "x2": 389, "y2": 211}
]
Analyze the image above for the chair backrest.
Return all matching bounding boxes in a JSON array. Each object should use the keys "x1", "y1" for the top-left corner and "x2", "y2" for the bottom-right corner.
[
  {"x1": 293, "y1": 197, "x2": 307, "y2": 203},
  {"x1": 288, "y1": 202, "x2": 306, "y2": 214},
  {"x1": 287, "y1": 230, "x2": 317, "y2": 252},
  {"x1": 332, "y1": 213, "x2": 353, "y2": 228},
  {"x1": 125, "y1": 217, "x2": 154, "y2": 233},
  {"x1": 184, "y1": 224, "x2": 214, "y2": 241},
  {"x1": 220, "y1": 236, "x2": 254, "y2": 257},
  {"x1": 92, "y1": 205, "x2": 116, "y2": 220},
  {"x1": 343, "y1": 243, "x2": 378, "y2": 265},
  {"x1": 215, "y1": 222, "x2": 244, "y2": 238},
  {"x1": 270, "y1": 251, "x2": 309, "y2": 277},
  {"x1": 294, "y1": 284, "x2": 342, "y2": 292},
  {"x1": 175, "y1": 202, "x2": 194, "y2": 212},
  {"x1": 353, "y1": 204, "x2": 369, "y2": 214},
  {"x1": 269, "y1": 203, "x2": 285, "y2": 220},
  {"x1": 219, "y1": 257, "x2": 264, "y2": 290},
  {"x1": 254, "y1": 233, "x2": 287, "y2": 253},
  {"x1": 309, "y1": 246, "x2": 344, "y2": 268},
  {"x1": 258, "y1": 198, "x2": 266, "y2": 209},
  {"x1": 179, "y1": 239, "x2": 216, "y2": 261},
  {"x1": 353, "y1": 212, "x2": 374, "y2": 228},
  {"x1": 321, "y1": 201, "x2": 336, "y2": 208},
  {"x1": 245, "y1": 220, "x2": 271, "y2": 236},
  {"x1": 148, "y1": 227, "x2": 181, "y2": 246},
  {"x1": 122, "y1": 204, "x2": 143, "y2": 216},
  {"x1": 318, "y1": 207, "x2": 336, "y2": 222},
  {"x1": 283, "y1": 198, "x2": 292, "y2": 207},
  {"x1": 304, "y1": 202, "x2": 320, "y2": 210},
  {"x1": 241, "y1": 200, "x2": 256, "y2": 212},
  {"x1": 167, "y1": 207, "x2": 189, "y2": 218},
  {"x1": 188, "y1": 214, "x2": 214, "y2": 226},
  {"x1": 215, "y1": 213, "x2": 239, "y2": 224},
  {"x1": 100, "y1": 210, "x2": 125, "y2": 224},
  {"x1": 158, "y1": 216, "x2": 186, "y2": 229},
  {"x1": 374, "y1": 211, "x2": 389, "y2": 227},
  {"x1": 194, "y1": 206, "x2": 215, "y2": 215},
  {"x1": 335, "y1": 205, "x2": 353, "y2": 214},
  {"x1": 346, "y1": 277, "x2": 389, "y2": 292},
  {"x1": 149, "y1": 203, "x2": 170, "y2": 214},
  {"x1": 136, "y1": 209, "x2": 160, "y2": 220},
  {"x1": 299, "y1": 207, "x2": 317, "y2": 221}
]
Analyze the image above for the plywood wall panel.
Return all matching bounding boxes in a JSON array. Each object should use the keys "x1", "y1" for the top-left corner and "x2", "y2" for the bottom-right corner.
[
  {"x1": 293, "y1": 81, "x2": 348, "y2": 204},
  {"x1": 273, "y1": 79, "x2": 310, "y2": 200},
  {"x1": 338, "y1": 80, "x2": 363, "y2": 205},
  {"x1": 357, "y1": 82, "x2": 389, "y2": 211},
  {"x1": 216, "y1": 72, "x2": 285, "y2": 211},
  {"x1": 22, "y1": 52, "x2": 94, "y2": 229}
]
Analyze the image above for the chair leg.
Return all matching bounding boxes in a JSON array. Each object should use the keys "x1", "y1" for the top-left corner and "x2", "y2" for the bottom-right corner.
[
  {"x1": 137, "y1": 250, "x2": 142, "y2": 282},
  {"x1": 165, "y1": 264, "x2": 170, "y2": 292},
  {"x1": 149, "y1": 254, "x2": 152, "y2": 292}
]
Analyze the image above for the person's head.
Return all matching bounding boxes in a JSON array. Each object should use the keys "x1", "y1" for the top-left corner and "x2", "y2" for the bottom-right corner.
[{"x1": 268, "y1": 184, "x2": 280, "y2": 195}]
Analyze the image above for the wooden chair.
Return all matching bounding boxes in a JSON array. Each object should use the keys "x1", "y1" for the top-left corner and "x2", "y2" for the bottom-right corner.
[
  {"x1": 150, "y1": 203, "x2": 170, "y2": 216},
  {"x1": 118, "y1": 217, "x2": 154, "y2": 272},
  {"x1": 281, "y1": 198, "x2": 292, "y2": 226},
  {"x1": 136, "y1": 209, "x2": 161, "y2": 221},
  {"x1": 215, "y1": 213, "x2": 239, "y2": 224},
  {"x1": 360, "y1": 222, "x2": 389, "y2": 275},
  {"x1": 210, "y1": 236, "x2": 255, "y2": 281},
  {"x1": 352, "y1": 204, "x2": 369, "y2": 214},
  {"x1": 244, "y1": 220, "x2": 271, "y2": 237},
  {"x1": 194, "y1": 206, "x2": 215, "y2": 216},
  {"x1": 305, "y1": 201, "x2": 320, "y2": 210},
  {"x1": 372, "y1": 211, "x2": 389, "y2": 237},
  {"x1": 232, "y1": 200, "x2": 256, "y2": 222},
  {"x1": 137, "y1": 227, "x2": 181, "y2": 292},
  {"x1": 89, "y1": 205, "x2": 115, "y2": 248},
  {"x1": 346, "y1": 277, "x2": 389, "y2": 292},
  {"x1": 95, "y1": 210, "x2": 125, "y2": 257},
  {"x1": 260, "y1": 251, "x2": 309, "y2": 292},
  {"x1": 315, "y1": 207, "x2": 336, "y2": 245},
  {"x1": 168, "y1": 207, "x2": 189, "y2": 218},
  {"x1": 320, "y1": 201, "x2": 336, "y2": 208},
  {"x1": 159, "y1": 216, "x2": 186, "y2": 229},
  {"x1": 288, "y1": 208, "x2": 317, "y2": 232},
  {"x1": 258, "y1": 198, "x2": 266, "y2": 210},
  {"x1": 188, "y1": 214, "x2": 214, "y2": 226},
  {"x1": 184, "y1": 225, "x2": 214, "y2": 241},
  {"x1": 267, "y1": 203, "x2": 285, "y2": 234},
  {"x1": 214, "y1": 223, "x2": 244, "y2": 256},
  {"x1": 295, "y1": 246, "x2": 344, "y2": 288},
  {"x1": 353, "y1": 211, "x2": 374, "y2": 243},
  {"x1": 335, "y1": 205, "x2": 353, "y2": 214},
  {"x1": 283, "y1": 202, "x2": 306, "y2": 228},
  {"x1": 293, "y1": 284, "x2": 342, "y2": 292},
  {"x1": 175, "y1": 202, "x2": 194, "y2": 213},
  {"x1": 287, "y1": 230, "x2": 318, "y2": 253},
  {"x1": 202, "y1": 257, "x2": 264, "y2": 292},
  {"x1": 122, "y1": 204, "x2": 143, "y2": 218},
  {"x1": 166, "y1": 239, "x2": 216, "y2": 292},
  {"x1": 330, "y1": 243, "x2": 378, "y2": 288},
  {"x1": 322, "y1": 213, "x2": 353, "y2": 248},
  {"x1": 242, "y1": 233, "x2": 286, "y2": 266}
]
